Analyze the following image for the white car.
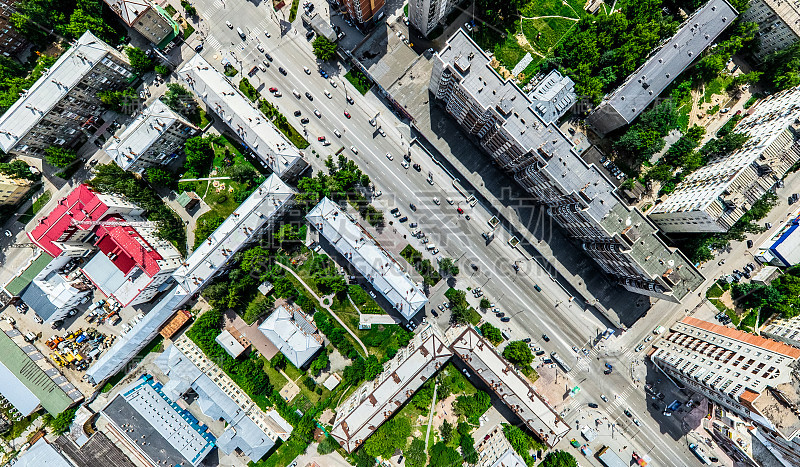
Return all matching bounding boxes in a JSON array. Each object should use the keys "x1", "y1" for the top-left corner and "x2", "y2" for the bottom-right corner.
[
  {"x1": 402, "y1": 161, "x2": 409, "y2": 169},
  {"x1": 373, "y1": 190, "x2": 382, "y2": 197},
  {"x1": 258, "y1": 63, "x2": 267, "y2": 72},
  {"x1": 333, "y1": 129, "x2": 341, "y2": 137},
  {"x1": 257, "y1": 44, "x2": 265, "y2": 53},
  {"x1": 304, "y1": 66, "x2": 311, "y2": 75},
  {"x1": 446, "y1": 197, "x2": 454, "y2": 204},
  {"x1": 378, "y1": 127, "x2": 385, "y2": 136},
  {"x1": 4, "y1": 229, "x2": 11, "y2": 237},
  {"x1": 433, "y1": 197, "x2": 440, "y2": 205},
  {"x1": 385, "y1": 153, "x2": 393, "y2": 160},
  {"x1": 330, "y1": 79, "x2": 337, "y2": 87},
  {"x1": 264, "y1": 30, "x2": 271, "y2": 38},
  {"x1": 226, "y1": 21, "x2": 232, "y2": 28},
  {"x1": 314, "y1": 109, "x2": 321, "y2": 118},
  {"x1": 324, "y1": 90, "x2": 332, "y2": 98},
  {"x1": 351, "y1": 146, "x2": 358, "y2": 154}
]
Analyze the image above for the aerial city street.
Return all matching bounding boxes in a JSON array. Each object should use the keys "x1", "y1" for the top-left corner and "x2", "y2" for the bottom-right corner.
[{"x1": 0, "y1": 0, "x2": 799, "y2": 466}]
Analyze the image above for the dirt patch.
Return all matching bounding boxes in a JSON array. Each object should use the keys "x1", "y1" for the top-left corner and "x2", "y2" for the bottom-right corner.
[
  {"x1": 718, "y1": 290, "x2": 737, "y2": 311},
  {"x1": 430, "y1": 394, "x2": 459, "y2": 431}
]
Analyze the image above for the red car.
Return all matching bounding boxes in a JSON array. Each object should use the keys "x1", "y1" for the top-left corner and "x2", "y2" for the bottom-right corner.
[
  {"x1": 344, "y1": 110, "x2": 351, "y2": 119},
  {"x1": 317, "y1": 136, "x2": 326, "y2": 141},
  {"x1": 457, "y1": 207, "x2": 464, "y2": 214},
  {"x1": 269, "y1": 87, "x2": 278, "y2": 93}
]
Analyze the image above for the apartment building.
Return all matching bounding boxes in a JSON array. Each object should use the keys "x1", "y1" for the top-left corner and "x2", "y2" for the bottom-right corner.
[
  {"x1": 0, "y1": 0, "x2": 29, "y2": 56},
  {"x1": 104, "y1": 0, "x2": 180, "y2": 48},
  {"x1": 340, "y1": 0, "x2": 384, "y2": 31},
  {"x1": 430, "y1": 29, "x2": 704, "y2": 304},
  {"x1": 650, "y1": 86, "x2": 800, "y2": 233},
  {"x1": 105, "y1": 98, "x2": 198, "y2": 173},
  {"x1": 762, "y1": 315, "x2": 800, "y2": 349},
  {"x1": 743, "y1": 0, "x2": 800, "y2": 59},
  {"x1": 586, "y1": 0, "x2": 737, "y2": 135},
  {"x1": 650, "y1": 317, "x2": 800, "y2": 466},
  {"x1": 408, "y1": 0, "x2": 456, "y2": 37},
  {"x1": 0, "y1": 173, "x2": 32, "y2": 205},
  {"x1": 0, "y1": 31, "x2": 133, "y2": 157}
]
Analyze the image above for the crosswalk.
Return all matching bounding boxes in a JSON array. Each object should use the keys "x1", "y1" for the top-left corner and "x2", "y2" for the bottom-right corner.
[
  {"x1": 610, "y1": 386, "x2": 634, "y2": 409},
  {"x1": 204, "y1": 34, "x2": 223, "y2": 53}
]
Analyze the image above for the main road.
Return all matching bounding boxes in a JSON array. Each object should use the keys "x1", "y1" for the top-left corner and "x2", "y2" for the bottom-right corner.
[{"x1": 181, "y1": 1, "x2": 704, "y2": 464}]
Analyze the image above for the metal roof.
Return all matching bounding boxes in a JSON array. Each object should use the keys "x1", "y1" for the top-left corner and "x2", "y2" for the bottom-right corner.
[
  {"x1": 257, "y1": 305, "x2": 322, "y2": 368},
  {"x1": 0, "y1": 325, "x2": 81, "y2": 415},
  {"x1": 215, "y1": 329, "x2": 247, "y2": 358},
  {"x1": 14, "y1": 439, "x2": 74, "y2": 467},
  {"x1": 105, "y1": 98, "x2": 197, "y2": 171},
  {"x1": 307, "y1": 197, "x2": 428, "y2": 319},
  {"x1": 178, "y1": 54, "x2": 307, "y2": 178},
  {"x1": 102, "y1": 0, "x2": 150, "y2": 26},
  {"x1": 4, "y1": 251, "x2": 53, "y2": 297},
  {"x1": 0, "y1": 31, "x2": 130, "y2": 153}
]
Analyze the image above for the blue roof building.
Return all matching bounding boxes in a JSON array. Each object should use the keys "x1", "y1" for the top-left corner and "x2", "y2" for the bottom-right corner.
[{"x1": 757, "y1": 207, "x2": 800, "y2": 267}]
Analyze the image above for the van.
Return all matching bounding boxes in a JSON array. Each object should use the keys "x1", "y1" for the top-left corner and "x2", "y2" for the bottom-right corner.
[
  {"x1": 426, "y1": 244, "x2": 436, "y2": 251},
  {"x1": 653, "y1": 325, "x2": 665, "y2": 335},
  {"x1": 236, "y1": 27, "x2": 246, "y2": 39}
]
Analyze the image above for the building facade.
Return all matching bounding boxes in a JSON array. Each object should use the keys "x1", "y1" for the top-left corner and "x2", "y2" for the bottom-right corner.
[
  {"x1": 586, "y1": 0, "x2": 737, "y2": 134},
  {"x1": 743, "y1": 0, "x2": 800, "y2": 59},
  {"x1": 0, "y1": 31, "x2": 133, "y2": 157},
  {"x1": 105, "y1": 98, "x2": 198, "y2": 173},
  {"x1": 0, "y1": 173, "x2": 32, "y2": 205},
  {"x1": 650, "y1": 86, "x2": 800, "y2": 233},
  {"x1": 650, "y1": 317, "x2": 800, "y2": 467},
  {"x1": 430, "y1": 29, "x2": 704, "y2": 303},
  {"x1": 755, "y1": 205, "x2": 800, "y2": 266},
  {"x1": 103, "y1": 0, "x2": 180, "y2": 48},
  {"x1": 340, "y1": 0, "x2": 384, "y2": 31},
  {"x1": 0, "y1": 0, "x2": 30, "y2": 57},
  {"x1": 408, "y1": 0, "x2": 456, "y2": 37}
]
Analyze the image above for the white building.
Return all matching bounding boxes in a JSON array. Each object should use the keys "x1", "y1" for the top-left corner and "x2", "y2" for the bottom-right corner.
[
  {"x1": 330, "y1": 324, "x2": 452, "y2": 452},
  {"x1": 103, "y1": 0, "x2": 179, "y2": 47},
  {"x1": 105, "y1": 98, "x2": 198, "y2": 173},
  {"x1": 650, "y1": 316, "x2": 800, "y2": 467},
  {"x1": 306, "y1": 197, "x2": 428, "y2": 320},
  {"x1": 215, "y1": 329, "x2": 247, "y2": 358},
  {"x1": 762, "y1": 315, "x2": 800, "y2": 349},
  {"x1": 0, "y1": 31, "x2": 133, "y2": 156},
  {"x1": 86, "y1": 175, "x2": 295, "y2": 386},
  {"x1": 743, "y1": 0, "x2": 800, "y2": 59},
  {"x1": 756, "y1": 205, "x2": 800, "y2": 266},
  {"x1": 408, "y1": 0, "x2": 456, "y2": 37},
  {"x1": 20, "y1": 255, "x2": 91, "y2": 323},
  {"x1": 178, "y1": 54, "x2": 308, "y2": 180},
  {"x1": 258, "y1": 304, "x2": 323, "y2": 369},
  {"x1": 651, "y1": 85, "x2": 800, "y2": 233}
]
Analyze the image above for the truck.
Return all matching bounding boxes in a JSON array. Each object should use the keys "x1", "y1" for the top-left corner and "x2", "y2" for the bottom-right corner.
[
  {"x1": 653, "y1": 325, "x2": 665, "y2": 335},
  {"x1": 689, "y1": 443, "x2": 710, "y2": 464},
  {"x1": 597, "y1": 445, "x2": 628, "y2": 467}
]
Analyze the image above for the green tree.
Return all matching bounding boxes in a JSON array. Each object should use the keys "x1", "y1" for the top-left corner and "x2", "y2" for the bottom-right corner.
[
  {"x1": 229, "y1": 165, "x2": 257, "y2": 184},
  {"x1": 480, "y1": 323, "x2": 503, "y2": 345},
  {"x1": 44, "y1": 146, "x2": 77, "y2": 168},
  {"x1": 404, "y1": 438, "x2": 426, "y2": 467},
  {"x1": 479, "y1": 297, "x2": 491, "y2": 309},
  {"x1": 454, "y1": 391, "x2": 491, "y2": 424},
  {"x1": 146, "y1": 167, "x2": 174, "y2": 186},
  {"x1": 125, "y1": 46, "x2": 155, "y2": 73},
  {"x1": 363, "y1": 415, "x2": 411, "y2": 459},
  {"x1": 240, "y1": 246, "x2": 270, "y2": 274},
  {"x1": 541, "y1": 450, "x2": 578, "y2": 467},
  {"x1": 243, "y1": 295, "x2": 273, "y2": 324},
  {"x1": 440, "y1": 420, "x2": 453, "y2": 444},
  {"x1": 155, "y1": 65, "x2": 170, "y2": 76},
  {"x1": 0, "y1": 160, "x2": 37, "y2": 181},
  {"x1": 312, "y1": 36, "x2": 338, "y2": 60},
  {"x1": 48, "y1": 407, "x2": 77, "y2": 435},
  {"x1": 273, "y1": 223, "x2": 300, "y2": 246},
  {"x1": 194, "y1": 212, "x2": 225, "y2": 248},
  {"x1": 428, "y1": 442, "x2": 460, "y2": 467},
  {"x1": 309, "y1": 350, "x2": 329, "y2": 375},
  {"x1": 364, "y1": 354, "x2": 383, "y2": 380},
  {"x1": 271, "y1": 352, "x2": 287, "y2": 370},
  {"x1": 503, "y1": 341, "x2": 533, "y2": 366},
  {"x1": 97, "y1": 88, "x2": 138, "y2": 111},
  {"x1": 184, "y1": 135, "x2": 216, "y2": 176},
  {"x1": 162, "y1": 83, "x2": 198, "y2": 117},
  {"x1": 317, "y1": 435, "x2": 339, "y2": 455}
]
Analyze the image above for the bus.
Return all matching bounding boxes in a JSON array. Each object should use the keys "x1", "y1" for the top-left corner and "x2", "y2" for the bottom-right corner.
[{"x1": 550, "y1": 352, "x2": 572, "y2": 373}]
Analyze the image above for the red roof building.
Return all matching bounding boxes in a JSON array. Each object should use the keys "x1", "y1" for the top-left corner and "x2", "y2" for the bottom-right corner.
[{"x1": 28, "y1": 184, "x2": 183, "y2": 307}]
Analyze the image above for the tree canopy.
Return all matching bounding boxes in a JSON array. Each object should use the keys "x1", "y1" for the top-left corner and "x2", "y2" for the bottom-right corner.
[
  {"x1": 125, "y1": 46, "x2": 155, "y2": 73},
  {"x1": 541, "y1": 450, "x2": 578, "y2": 467},
  {"x1": 0, "y1": 160, "x2": 38, "y2": 181},
  {"x1": 503, "y1": 340, "x2": 534, "y2": 366},
  {"x1": 44, "y1": 146, "x2": 77, "y2": 168},
  {"x1": 480, "y1": 322, "x2": 503, "y2": 346},
  {"x1": 312, "y1": 36, "x2": 337, "y2": 61}
]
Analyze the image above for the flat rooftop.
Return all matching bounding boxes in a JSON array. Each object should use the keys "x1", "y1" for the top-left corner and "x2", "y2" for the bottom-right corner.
[
  {"x1": 178, "y1": 54, "x2": 306, "y2": 178},
  {"x1": 0, "y1": 30, "x2": 127, "y2": 153},
  {"x1": 307, "y1": 197, "x2": 427, "y2": 319},
  {"x1": 449, "y1": 327, "x2": 570, "y2": 447}
]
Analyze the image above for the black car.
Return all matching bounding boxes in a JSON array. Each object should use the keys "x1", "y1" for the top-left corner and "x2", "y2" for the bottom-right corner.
[
  {"x1": 495, "y1": 312, "x2": 505, "y2": 318},
  {"x1": 535, "y1": 350, "x2": 546, "y2": 356},
  {"x1": 409, "y1": 222, "x2": 418, "y2": 228},
  {"x1": 278, "y1": 66, "x2": 286, "y2": 75},
  {"x1": 500, "y1": 317, "x2": 510, "y2": 322},
  {"x1": 523, "y1": 337, "x2": 531, "y2": 343},
  {"x1": 346, "y1": 95, "x2": 354, "y2": 104},
  {"x1": 404, "y1": 154, "x2": 411, "y2": 162},
  {"x1": 194, "y1": 43, "x2": 204, "y2": 52},
  {"x1": 300, "y1": 117, "x2": 309, "y2": 124},
  {"x1": 431, "y1": 309, "x2": 438, "y2": 317},
  {"x1": 471, "y1": 263, "x2": 478, "y2": 271},
  {"x1": 747, "y1": 239, "x2": 754, "y2": 248},
  {"x1": 409, "y1": 203, "x2": 417, "y2": 211},
  {"x1": 294, "y1": 110, "x2": 302, "y2": 117},
  {"x1": 542, "y1": 334, "x2": 550, "y2": 342},
  {"x1": 305, "y1": 92, "x2": 313, "y2": 100},
  {"x1": 265, "y1": 53, "x2": 274, "y2": 62},
  {"x1": 588, "y1": 403, "x2": 599, "y2": 408},
  {"x1": 306, "y1": 30, "x2": 315, "y2": 40},
  {"x1": 624, "y1": 409, "x2": 632, "y2": 417},
  {"x1": 399, "y1": 216, "x2": 408, "y2": 223},
  {"x1": 413, "y1": 163, "x2": 421, "y2": 171},
  {"x1": 391, "y1": 207, "x2": 399, "y2": 214}
]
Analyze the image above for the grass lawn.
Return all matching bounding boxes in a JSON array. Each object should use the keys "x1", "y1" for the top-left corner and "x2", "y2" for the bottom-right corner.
[
  {"x1": 467, "y1": 307, "x2": 481, "y2": 326},
  {"x1": 261, "y1": 356, "x2": 289, "y2": 389},
  {"x1": 165, "y1": 4, "x2": 177, "y2": 15},
  {"x1": 183, "y1": 23, "x2": 195, "y2": 40},
  {"x1": 702, "y1": 75, "x2": 732, "y2": 103},
  {"x1": 519, "y1": 0, "x2": 586, "y2": 18},
  {"x1": 18, "y1": 190, "x2": 50, "y2": 224},
  {"x1": 289, "y1": 0, "x2": 300, "y2": 22},
  {"x1": 252, "y1": 436, "x2": 308, "y2": 467},
  {"x1": 188, "y1": 107, "x2": 211, "y2": 128},
  {"x1": 224, "y1": 64, "x2": 238, "y2": 77},
  {"x1": 520, "y1": 17, "x2": 576, "y2": 57},
  {"x1": 345, "y1": 69, "x2": 372, "y2": 95}
]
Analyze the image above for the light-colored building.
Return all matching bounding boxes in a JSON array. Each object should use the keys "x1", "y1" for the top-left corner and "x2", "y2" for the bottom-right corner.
[
  {"x1": 215, "y1": 329, "x2": 247, "y2": 358},
  {"x1": 448, "y1": 326, "x2": 570, "y2": 447},
  {"x1": 650, "y1": 316, "x2": 800, "y2": 467},
  {"x1": 0, "y1": 0, "x2": 29, "y2": 57},
  {"x1": 651, "y1": 86, "x2": 800, "y2": 233},
  {"x1": 13, "y1": 438, "x2": 74, "y2": 467},
  {"x1": 86, "y1": 175, "x2": 295, "y2": 386},
  {"x1": 100, "y1": 375, "x2": 216, "y2": 467},
  {"x1": 430, "y1": 29, "x2": 703, "y2": 305},
  {"x1": 0, "y1": 31, "x2": 133, "y2": 157},
  {"x1": 756, "y1": 206, "x2": 800, "y2": 266},
  {"x1": 258, "y1": 304, "x2": 323, "y2": 369},
  {"x1": 0, "y1": 172, "x2": 33, "y2": 205},
  {"x1": 156, "y1": 336, "x2": 293, "y2": 461},
  {"x1": 762, "y1": 315, "x2": 800, "y2": 349},
  {"x1": 178, "y1": 54, "x2": 308, "y2": 180},
  {"x1": 103, "y1": 0, "x2": 180, "y2": 48},
  {"x1": 306, "y1": 197, "x2": 428, "y2": 319},
  {"x1": 20, "y1": 254, "x2": 92, "y2": 323},
  {"x1": 743, "y1": 0, "x2": 800, "y2": 59},
  {"x1": 408, "y1": 0, "x2": 456, "y2": 37},
  {"x1": 331, "y1": 324, "x2": 452, "y2": 452},
  {"x1": 105, "y1": 98, "x2": 198, "y2": 173},
  {"x1": 474, "y1": 424, "x2": 516, "y2": 467},
  {"x1": 340, "y1": 0, "x2": 384, "y2": 30},
  {"x1": 586, "y1": 0, "x2": 738, "y2": 134},
  {"x1": 750, "y1": 265, "x2": 781, "y2": 285}
]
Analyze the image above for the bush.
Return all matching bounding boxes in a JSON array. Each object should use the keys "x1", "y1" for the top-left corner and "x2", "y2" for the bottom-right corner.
[
  {"x1": 453, "y1": 391, "x2": 491, "y2": 424},
  {"x1": 243, "y1": 295, "x2": 273, "y2": 324},
  {"x1": 193, "y1": 211, "x2": 225, "y2": 249},
  {"x1": 48, "y1": 408, "x2": 77, "y2": 435},
  {"x1": 239, "y1": 77, "x2": 259, "y2": 101},
  {"x1": 312, "y1": 36, "x2": 337, "y2": 60},
  {"x1": 125, "y1": 46, "x2": 154, "y2": 73},
  {"x1": 154, "y1": 65, "x2": 170, "y2": 76},
  {"x1": 44, "y1": 146, "x2": 77, "y2": 168},
  {"x1": 480, "y1": 323, "x2": 503, "y2": 345}
]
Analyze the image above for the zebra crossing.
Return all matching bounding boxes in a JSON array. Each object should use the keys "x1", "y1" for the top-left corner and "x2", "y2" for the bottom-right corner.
[
  {"x1": 609, "y1": 386, "x2": 634, "y2": 409},
  {"x1": 204, "y1": 34, "x2": 223, "y2": 54}
]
